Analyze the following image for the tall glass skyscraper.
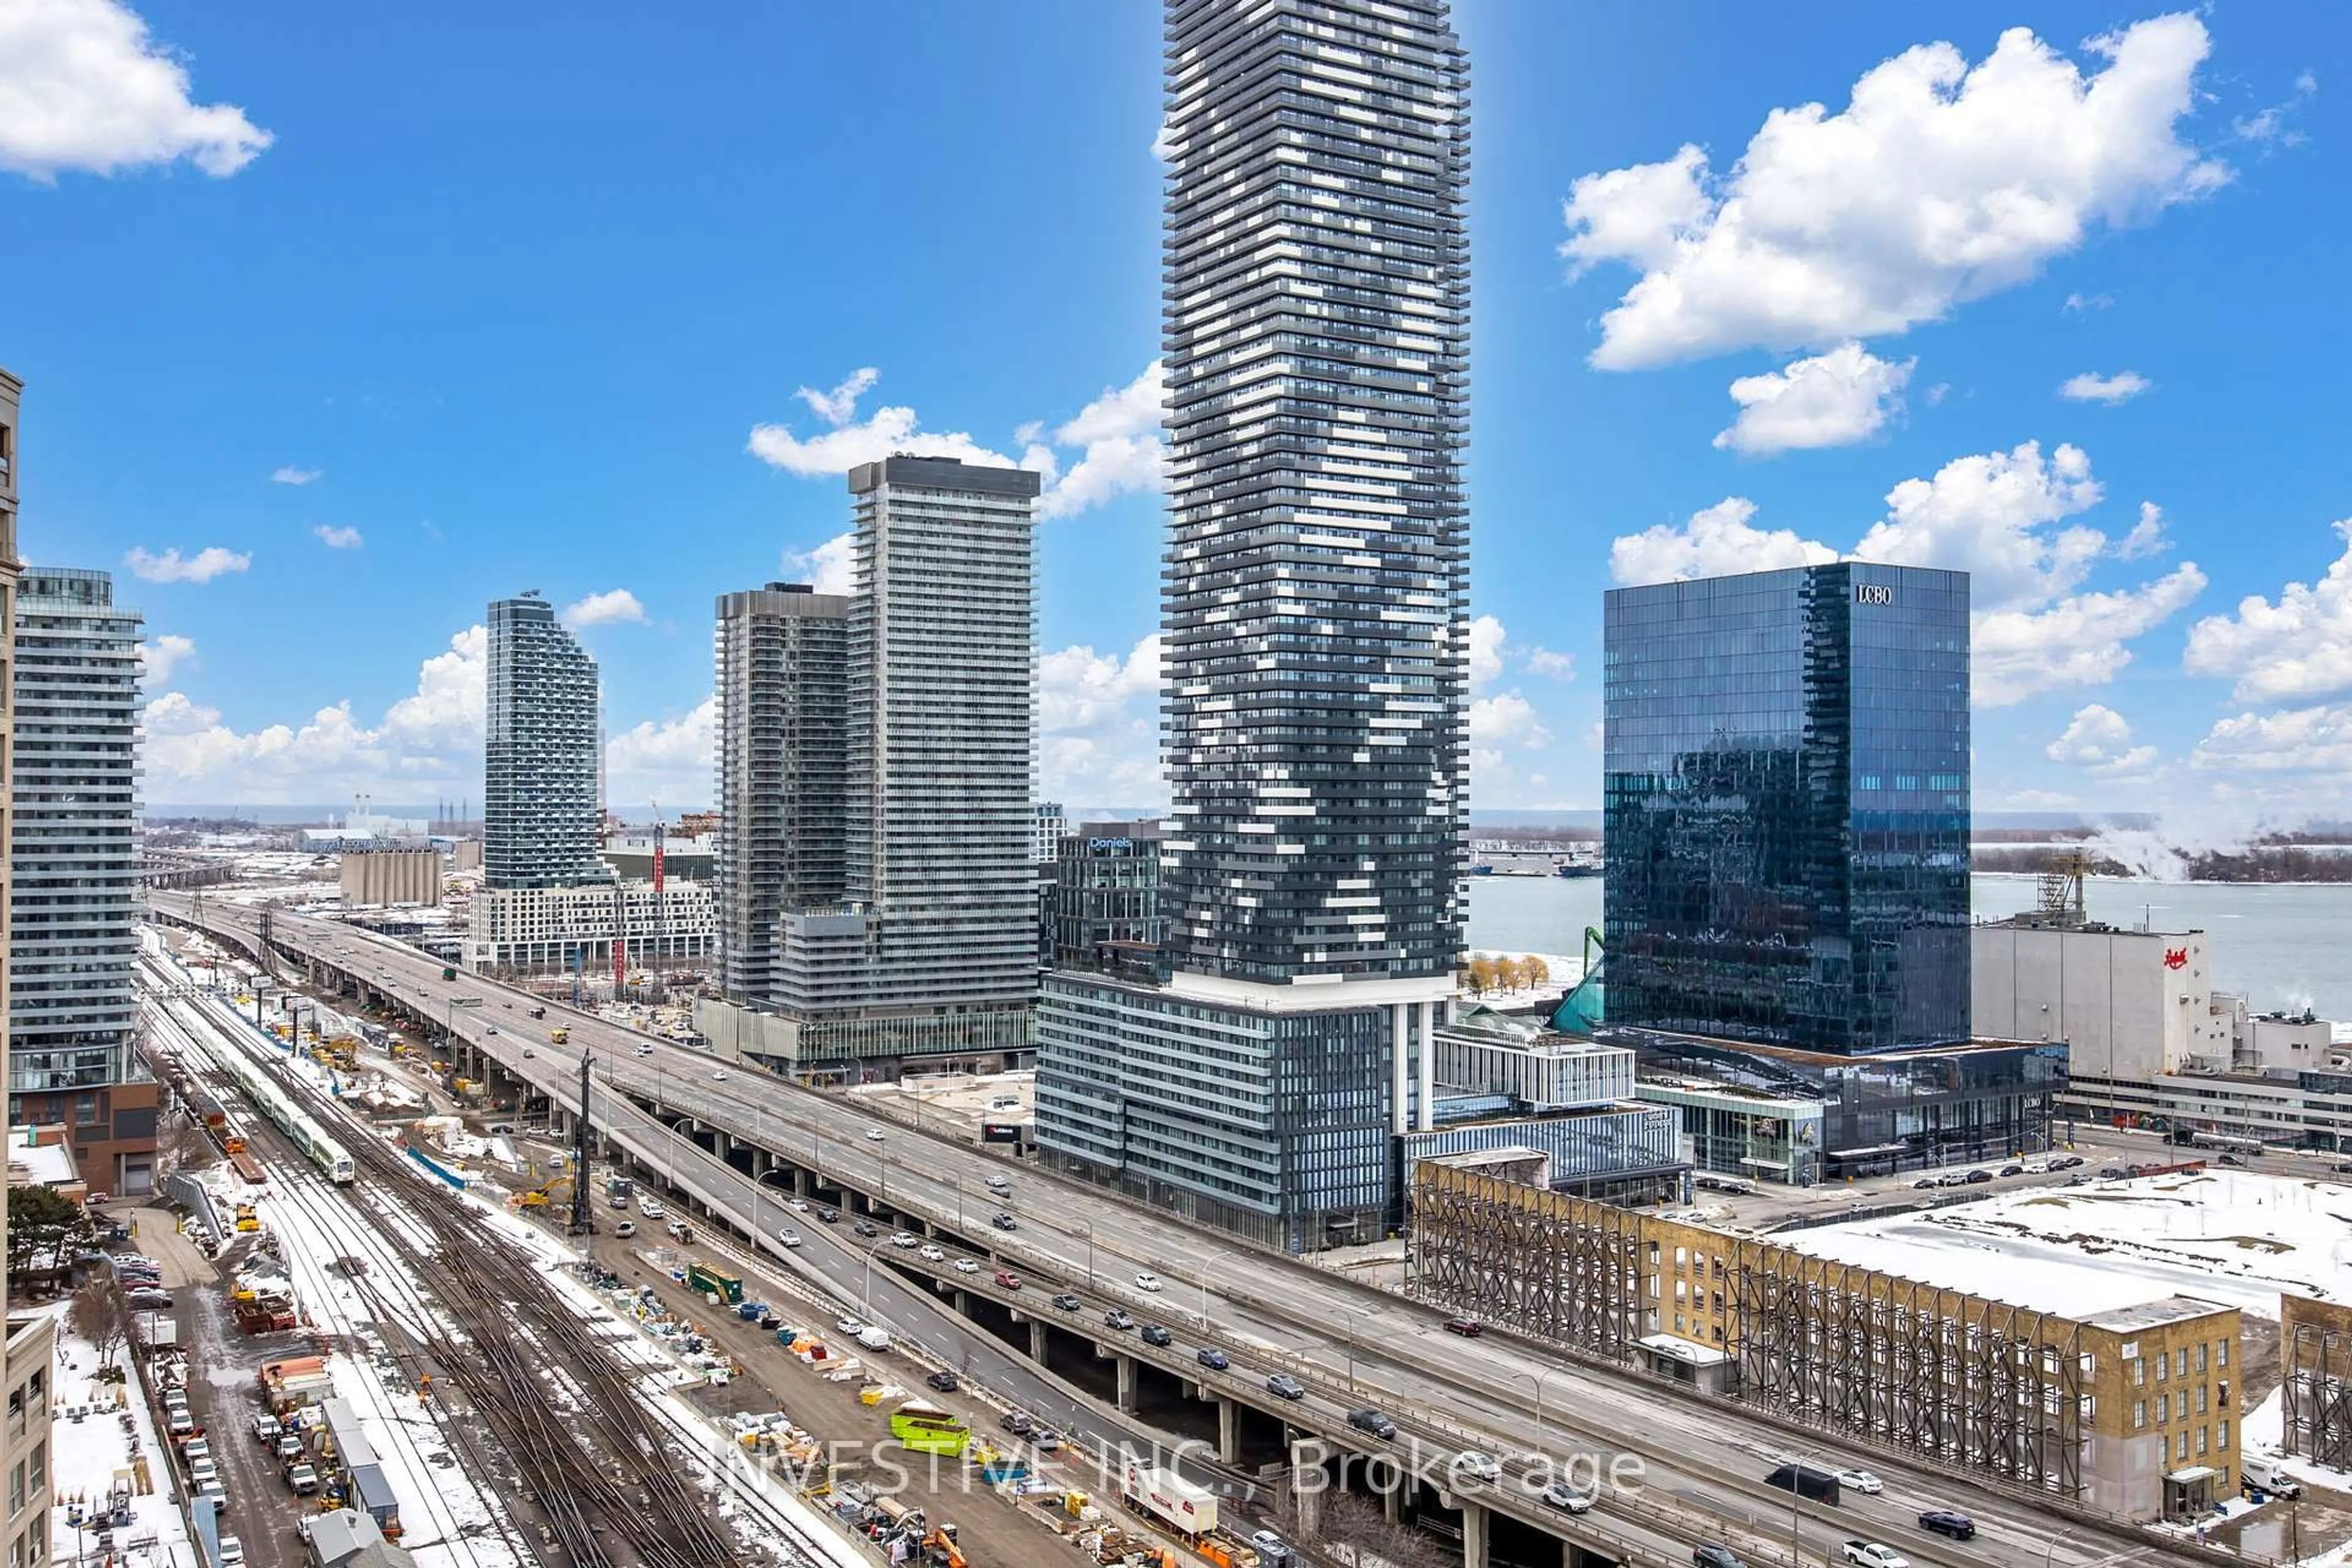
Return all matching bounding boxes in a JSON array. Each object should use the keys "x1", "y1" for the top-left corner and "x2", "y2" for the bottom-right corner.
[
  {"x1": 1602, "y1": 563, "x2": 1972, "y2": 1053},
  {"x1": 1038, "y1": 0, "x2": 1470, "y2": 1251},
  {"x1": 1161, "y1": 0, "x2": 1469, "y2": 986},
  {"x1": 483, "y1": 593, "x2": 605, "y2": 890}
]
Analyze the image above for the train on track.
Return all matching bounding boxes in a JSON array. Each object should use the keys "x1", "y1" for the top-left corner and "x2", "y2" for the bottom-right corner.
[{"x1": 153, "y1": 982, "x2": 357, "y2": 1186}]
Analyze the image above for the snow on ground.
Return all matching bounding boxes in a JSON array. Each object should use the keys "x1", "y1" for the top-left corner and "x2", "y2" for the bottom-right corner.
[
  {"x1": 1782, "y1": 1169, "x2": 2352, "y2": 1319},
  {"x1": 48, "y1": 1308, "x2": 196, "y2": 1568}
]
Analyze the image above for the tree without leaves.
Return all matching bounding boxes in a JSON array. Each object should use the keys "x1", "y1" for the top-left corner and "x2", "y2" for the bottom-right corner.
[{"x1": 69, "y1": 1278, "x2": 128, "y2": 1372}]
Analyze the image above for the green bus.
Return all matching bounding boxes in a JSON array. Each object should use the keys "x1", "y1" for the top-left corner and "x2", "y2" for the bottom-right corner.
[
  {"x1": 687, "y1": 1262, "x2": 744, "y2": 1305},
  {"x1": 888, "y1": 1400, "x2": 969, "y2": 1457}
]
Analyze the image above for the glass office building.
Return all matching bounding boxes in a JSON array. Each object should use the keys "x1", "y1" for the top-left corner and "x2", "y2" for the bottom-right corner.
[{"x1": 1603, "y1": 563, "x2": 1970, "y2": 1054}]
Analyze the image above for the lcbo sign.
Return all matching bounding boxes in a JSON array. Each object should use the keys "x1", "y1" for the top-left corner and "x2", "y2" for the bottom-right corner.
[{"x1": 1853, "y1": 583, "x2": 1894, "y2": 606}]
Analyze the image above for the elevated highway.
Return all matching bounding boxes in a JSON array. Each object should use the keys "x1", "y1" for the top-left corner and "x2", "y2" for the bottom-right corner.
[{"x1": 154, "y1": 892, "x2": 2212, "y2": 1568}]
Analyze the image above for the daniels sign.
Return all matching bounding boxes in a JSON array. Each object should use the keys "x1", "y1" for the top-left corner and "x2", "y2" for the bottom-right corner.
[{"x1": 2163, "y1": 948, "x2": 2190, "y2": 970}]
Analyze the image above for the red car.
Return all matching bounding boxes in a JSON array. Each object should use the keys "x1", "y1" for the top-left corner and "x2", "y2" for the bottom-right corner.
[
  {"x1": 1442, "y1": 1317, "x2": 1485, "y2": 1338},
  {"x1": 993, "y1": 1269, "x2": 1023, "y2": 1291}
]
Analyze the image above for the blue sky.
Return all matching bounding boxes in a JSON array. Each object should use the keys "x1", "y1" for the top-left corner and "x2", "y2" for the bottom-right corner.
[{"x1": 5, "y1": 2, "x2": 2345, "y2": 828}]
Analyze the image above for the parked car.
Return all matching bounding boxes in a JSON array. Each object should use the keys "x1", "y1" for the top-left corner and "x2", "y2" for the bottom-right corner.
[
  {"x1": 1442, "y1": 1317, "x2": 1484, "y2": 1337},
  {"x1": 1540, "y1": 1482, "x2": 1596, "y2": 1514},
  {"x1": 1346, "y1": 1408, "x2": 1398, "y2": 1439},
  {"x1": 284, "y1": 1460, "x2": 320, "y2": 1494},
  {"x1": 1963, "y1": 1170, "x2": 1992, "y2": 1185},
  {"x1": 274, "y1": 1434, "x2": 304, "y2": 1461},
  {"x1": 1196, "y1": 1348, "x2": 1230, "y2": 1370},
  {"x1": 1834, "y1": 1469, "x2": 1883, "y2": 1495},
  {"x1": 1052, "y1": 1293, "x2": 1084, "y2": 1312},
  {"x1": 1028, "y1": 1428, "x2": 1064, "y2": 1453},
  {"x1": 1103, "y1": 1309, "x2": 1136, "y2": 1331},
  {"x1": 1265, "y1": 1373, "x2": 1306, "y2": 1401},
  {"x1": 1999, "y1": 1164, "x2": 2024, "y2": 1177},
  {"x1": 217, "y1": 1536, "x2": 245, "y2": 1568},
  {"x1": 1915, "y1": 1510, "x2": 1975, "y2": 1541},
  {"x1": 2098, "y1": 1166, "x2": 2125, "y2": 1179},
  {"x1": 126, "y1": 1289, "x2": 173, "y2": 1310},
  {"x1": 1912, "y1": 1179, "x2": 1937, "y2": 1189},
  {"x1": 925, "y1": 1370, "x2": 959, "y2": 1393},
  {"x1": 250, "y1": 1414, "x2": 282, "y2": 1445},
  {"x1": 1000, "y1": 1410, "x2": 1034, "y2": 1434},
  {"x1": 1141, "y1": 1324, "x2": 1174, "y2": 1348},
  {"x1": 1840, "y1": 1544, "x2": 1908, "y2": 1568},
  {"x1": 993, "y1": 1270, "x2": 1022, "y2": 1290}
]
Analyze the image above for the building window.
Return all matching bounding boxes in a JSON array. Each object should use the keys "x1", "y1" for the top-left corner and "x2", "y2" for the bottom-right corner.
[
  {"x1": 2218, "y1": 1338, "x2": 2230, "y2": 1368},
  {"x1": 26, "y1": 1512, "x2": 41, "y2": 1565},
  {"x1": 2157, "y1": 1394, "x2": 2169, "y2": 1422},
  {"x1": 2197, "y1": 1386, "x2": 2208, "y2": 1414},
  {"x1": 2133, "y1": 1400, "x2": 2147, "y2": 1430},
  {"x1": 2176, "y1": 1348, "x2": 2188, "y2": 1378},
  {"x1": 22, "y1": 1446, "x2": 36, "y2": 1498},
  {"x1": 2134, "y1": 1359, "x2": 2146, "y2": 1388},
  {"x1": 2198, "y1": 1427, "x2": 2209, "y2": 1455},
  {"x1": 2196, "y1": 1343, "x2": 2209, "y2": 1373},
  {"x1": 8, "y1": 1460, "x2": 20, "y2": 1515},
  {"x1": 2220, "y1": 1419, "x2": 2230, "y2": 1448}
]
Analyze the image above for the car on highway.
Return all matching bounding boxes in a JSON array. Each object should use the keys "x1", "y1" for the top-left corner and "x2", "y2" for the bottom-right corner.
[
  {"x1": 1000, "y1": 1411, "x2": 1034, "y2": 1435},
  {"x1": 636, "y1": 1043, "x2": 655, "y2": 1056},
  {"x1": 1834, "y1": 1469, "x2": 1883, "y2": 1495},
  {"x1": 891, "y1": 1231, "x2": 919, "y2": 1248},
  {"x1": 1141, "y1": 1324, "x2": 1174, "y2": 1347},
  {"x1": 2220, "y1": 1153, "x2": 2247, "y2": 1167},
  {"x1": 486, "y1": 1026, "x2": 499, "y2": 1036},
  {"x1": 1103, "y1": 1309, "x2": 1136, "y2": 1331},
  {"x1": 836, "y1": 1317, "x2": 867, "y2": 1336},
  {"x1": 864, "y1": 1129, "x2": 886, "y2": 1142},
  {"x1": 853, "y1": 1221, "x2": 880, "y2": 1238},
  {"x1": 787, "y1": 1198, "x2": 809, "y2": 1212},
  {"x1": 991, "y1": 1212, "x2": 1019, "y2": 1231},
  {"x1": 1441, "y1": 1317, "x2": 1483, "y2": 1337},
  {"x1": 816, "y1": 1207, "x2": 839, "y2": 1223},
  {"x1": 1346, "y1": 1408, "x2": 1398, "y2": 1439},
  {"x1": 1693, "y1": 1548, "x2": 1746, "y2": 1568},
  {"x1": 925, "y1": 1370, "x2": 959, "y2": 1393},
  {"x1": 1250, "y1": 1531, "x2": 1294, "y2": 1567},
  {"x1": 919, "y1": 1244, "x2": 944, "y2": 1262},
  {"x1": 1134, "y1": 1271, "x2": 1164, "y2": 1292},
  {"x1": 1053, "y1": 1292, "x2": 1083, "y2": 1311},
  {"x1": 616, "y1": 1221, "x2": 638, "y2": 1238},
  {"x1": 953, "y1": 1258, "x2": 980, "y2": 1275},
  {"x1": 1453, "y1": 1451, "x2": 1501, "y2": 1482},
  {"x1": 1196, "y1": 1348, "x2": 1229, "y2": 1370},
  {"x1": 710, "y1": 1069, "x2": 729, "y2": 1083},
  {"x1": 1915, "y1": 1510, "x2": 1975, "y2": 1541},
  {"x1": 985, "y1": 1174, "x2": 1012, "y2": 1193},
  {"x1": 1266, "y1": 1374, "x2": 1306, "y2": 1401},
  {"x1": 1540, "y1": 1482, "x2": 1595, "y2": 1514},
  {"x1": 1028, "y1": 1428, "x2": 1063, "y2": 1453},
  {"x1": 993, "y1": 1269, "x2": 1023, "y2": 1290},
  {"x1": 1839, "y1": 1545, "x2": 1907, "y2": 1568},
  {"x1": 775, "y1": 1228, "x2": 802, "y2": 1249},
  {"x1": 639, "y1": 1199, "x2": 667, "y2": 1219}
]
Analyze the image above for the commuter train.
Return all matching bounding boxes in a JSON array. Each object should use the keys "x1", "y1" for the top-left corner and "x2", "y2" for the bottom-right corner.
[{"x1": 156, "y1": 985, "x2": 357, "y2": 1185}]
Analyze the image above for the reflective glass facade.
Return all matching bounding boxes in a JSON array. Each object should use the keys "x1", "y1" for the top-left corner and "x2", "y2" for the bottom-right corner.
[
  {"x1": 484, "y1": 594, "x2": 605, "y2": 891},
  {"x1": 1604, "y1": 564, "x2": 1970, "y2": 1054}
]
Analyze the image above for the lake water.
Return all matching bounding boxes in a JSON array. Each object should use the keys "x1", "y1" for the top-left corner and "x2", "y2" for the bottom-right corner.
[{"x1": 1466, "y1": 873, "x2": 2352, "y2": 1025}]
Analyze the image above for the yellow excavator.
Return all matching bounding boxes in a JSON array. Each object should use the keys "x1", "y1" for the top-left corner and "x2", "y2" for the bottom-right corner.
[{"x1": 510, "y1": 1175, "x2": 574, "y2": 1210}]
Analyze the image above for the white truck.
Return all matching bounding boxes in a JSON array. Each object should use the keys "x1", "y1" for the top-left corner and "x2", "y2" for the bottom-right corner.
[
  {"x1": 2243, "y1": 1455, "x2": 2304, "y2": 1498},
  {"x1": 1841, "y1": 1545, "x2": 1907, "y2": 1568},
  {"x1": 1121, "y1": 1460, "x2": 1219, "y2": 1542}
]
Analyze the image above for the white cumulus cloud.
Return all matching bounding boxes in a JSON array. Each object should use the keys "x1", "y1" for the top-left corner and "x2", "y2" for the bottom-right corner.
[
  {"x1": 1466, "y1": 616, "x2": 1507, "y2": 689},
  {"x1": 748, "y1": 368, "x2": 1019, "y2": 477},
  {"x1": 796, "y1": 367, "x2": 879, "y2": 427},
  {"x1": 0, "y1": 0, "x2": 273, "y2": 180},
  {"x1": 124, "y1": 545, "x2": 249, "y2": 584},
  {"x1": 1525, "y1": 647, "x2": 1576, "y2": 680},
  {"x1": 311, "y1": 524, "x2": 363, "y2": 550},
  {"x1": 605, "y1": 696, "x2": 716, "y2": 808},
  {"x1": 139, "y1": 633, "x2": 195, "y2": 684},
  {"x1": 1612, "y1": 441, "x2": 2206, "y2": 706},
  {"x1": 781, "y1": 533, "x2": 854, "y2": 597},
  {"x1": 2184, "y1": 519, "x2": 2352, "y2": 704},
  {"x1": 1037, "y1": 362, "x2": 1167, "y2": 521},
  {"x1": 2192, "y1": 704, "x2": 2352, "y2": 774},
  {"x1": 271, "y1": 466, "x2": 320, "y2": 486},
  {"x1": 1559, "y1": 15, "x2": 2225, "y2": 369},
  {"x1": 1609, "y1": 497, "x2": 1836, "y2": 586},
  {"x1": 1713, "y1": 344, "x2": 1914, "y2": 455},
  {"x1": 1039, "y1": 633, "x2": 1163, "y2": 806},
  {"x1": 2059, "y1": 370, "x2": 2154, "y2": 404},
  {"x1": 562, "y1": 589, "x2": 647, "y2": 628},
  {"x1": 2044, "y1": 704, "x2": 2157, "y2": 772},
  {"x1": 1468, "y1": 692, "x2": 1551, "y2": 750}
]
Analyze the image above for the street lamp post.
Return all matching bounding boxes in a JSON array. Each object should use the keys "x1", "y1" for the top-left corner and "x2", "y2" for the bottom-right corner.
[{"x1": 1518, "y1": 1368, "x2": 1560, "y2": 1452}]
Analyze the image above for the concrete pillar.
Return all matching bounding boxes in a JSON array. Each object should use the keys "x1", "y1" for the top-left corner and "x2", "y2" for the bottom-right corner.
[
  {"x1": 1390, "y1": 1003, "x2": 1410, "y2": 1134},
  {"x1": 1384, "y1": 1464, "x2": 1404, "y2": 1523},
  {"x1": 1028, "y1": 1318, "x2": 1047, "y2": 1361},
  {"x1": 1461, "y1": 1501, "x2": 1488, "y2": 1568},
  {"x1": 1218, "y1": 1397, "x2": 1239, "y2": 1465},
  {"x1": 1416, "y1": 998, "x2": 1436, "y2": 1133},
  {"x1": 791, "y1": 1166, "x2": 810, "y2": 1196},
  {"x1": 1115, "y1": 1354, "x2": 1138, "y2": 1414},
  {"x1": 1290, "y1": 1441, "x2": 1324, "y2": 1541},
  {"x1": 952, "y1": 1290, "x2": 968, "y2": 1317}
]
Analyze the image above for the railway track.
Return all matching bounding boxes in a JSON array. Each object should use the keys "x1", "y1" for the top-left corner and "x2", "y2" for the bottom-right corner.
[{"x1": 154, "y1": 973, "x2": 758, "y2": 1568}]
